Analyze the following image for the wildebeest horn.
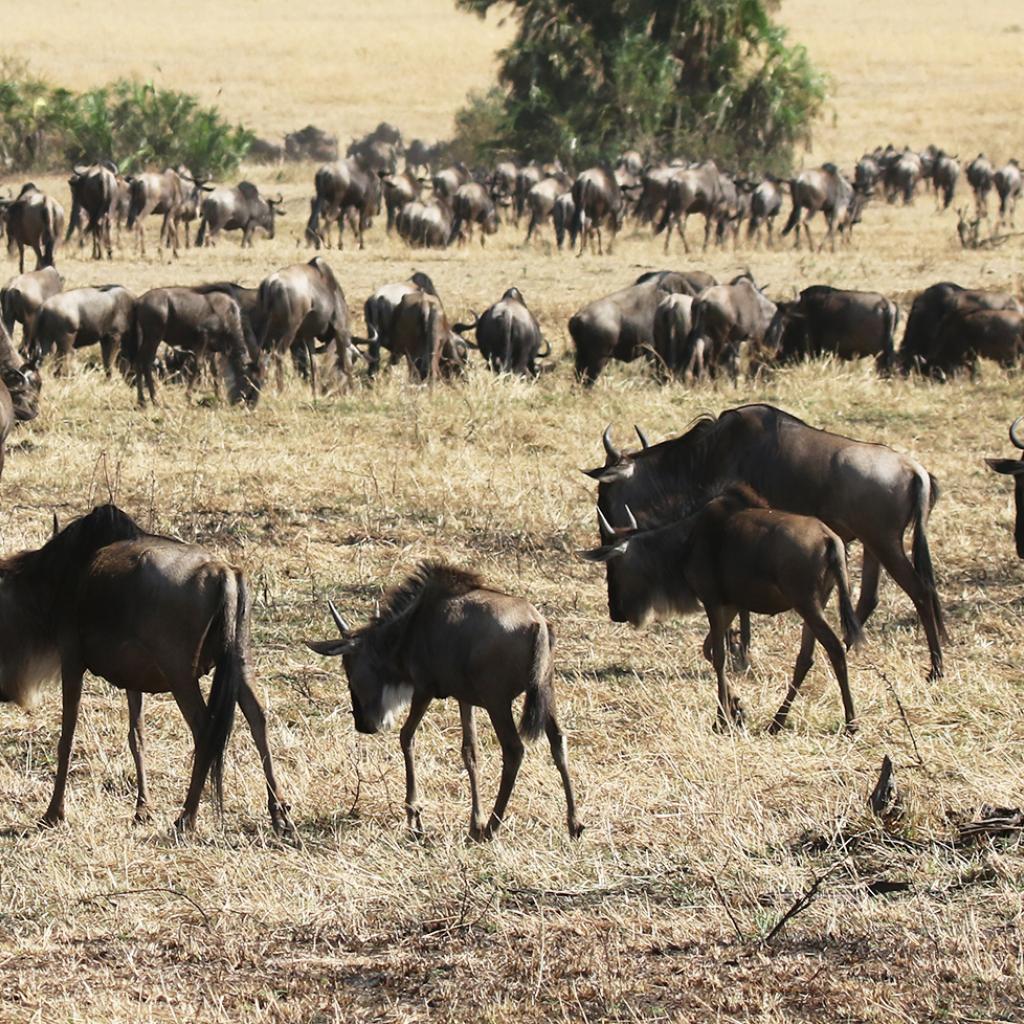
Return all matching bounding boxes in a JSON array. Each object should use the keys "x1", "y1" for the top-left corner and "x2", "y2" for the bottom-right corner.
[
  {"x1": 597, "y1": 507, "x2": 616, "y2": 537},
  {"x1": 602, "y1": 425, "x2": 620, "y2": 461},
  {"x1": 328, "y1": 599, "x2": 350, "y2": 635},
  {"x1": 634, "y1": 425, "x2": 650, "y2": 449},
  {"x1": 624, "y1": 505, "x2": 638, "y2": 531},
  {"x1": 52, "y1": 512, "x2": 60, "y2": 536},
  {"x1": 1010, "y1": 416, "x2": 1024, "y2": 450}
]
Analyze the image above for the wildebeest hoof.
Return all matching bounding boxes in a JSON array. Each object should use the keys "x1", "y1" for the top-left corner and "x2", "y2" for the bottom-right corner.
[
  {"x1": 38, "y1": 811, "x2": 65, "y2": 829},
  {"x1": 766, "y1": 717, "x2": 785, "y2": 736},
  {"x1": 133, "y1": 805, "x2": 154, "y2": 825},
  {"x1": 568, "y1": 821, "x2": 585, "y2": 840},
  {"x1": 844, "y1": 719, "x2": 859, "y2": 737},
  {"x1": 172, "y1": 814, "x2": 196, "y2": 836},
  {"x1": 468, "y1": 824, "x2": 488, "y2": 844}
]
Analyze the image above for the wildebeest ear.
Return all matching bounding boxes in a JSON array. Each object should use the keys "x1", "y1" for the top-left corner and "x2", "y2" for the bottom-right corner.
[
  {"x1": 985, "y1": 458, "x2": 1024, "y2": 475},
  {"x1": 577, "y1": 542, "x2": 629, "y2": 563},
  {"x1": 581, "y1": 461, "x2": 635, "y2": 483},
  {"x1": 305, "y1": 638, "x2": 354, "y2": 657}
]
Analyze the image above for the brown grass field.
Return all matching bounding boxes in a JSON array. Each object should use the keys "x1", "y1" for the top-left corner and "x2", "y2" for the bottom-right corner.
[{"x1": 2, "y1": 2, "x2": 1024, "y2": 1021}]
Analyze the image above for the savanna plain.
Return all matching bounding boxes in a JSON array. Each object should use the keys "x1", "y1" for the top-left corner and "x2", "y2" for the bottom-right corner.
[{"x1": 1, "y1": 1, "x2": 1024, "y2": 1021}]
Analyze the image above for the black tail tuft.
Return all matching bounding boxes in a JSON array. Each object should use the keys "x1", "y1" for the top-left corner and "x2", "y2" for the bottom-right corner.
[
  {"x1": 912, "y1": 472, "x2": 946, "y2": 640},
  {"x1": 519, "y1": 622, "x2": 554, "y2": 742}
]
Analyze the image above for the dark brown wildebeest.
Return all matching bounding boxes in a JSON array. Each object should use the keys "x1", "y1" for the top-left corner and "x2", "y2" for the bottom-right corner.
[
  {"x1": 33, "y1": 285, "x2": 135, "y2": 377},
  {"x1": 966, "y1": 154, "x2": 994, "y2": 216},
  {"x1": 766, "y1": 286, "x2": 899, "y2": 372},
  {"x1": 460, "y1": 287, "x2": 549, "y2": 376},
  {"x1": 654, "y1": 161, "x2": 724, "y2": 255},
  {"x1": 126, "y1": 168, "x2": 209, "y2": 256},
  {"x1": 635, "y1": 163, "x2": 685, "y2": 225},
  {"x1": 395, "y1": 199, "x2": 452, "y2": 248},
  {"x1": 196, "y1": 182, "x2": 284, "y2": 247},
  {"x1": 129, "y1": 287, "x2": 261, "y2": 406},
  {"x1": 568, "y1": 272, "x2": 713, "y2": 385},
  {"x1": 854, "y1": 154, "x2": 881, "y2": 196},
  {"x1": 432, "y1": 163, "x2": 471, "y2": 201},
  {"x1": 523, "y1": 174, "x2": 572, "y2": 244},
  {"x1": 931, "y1": 151, "x2": 960, "y2": 210},
  {"x1": 382, "y1": 290, "x2": 470, "y2": 381},
  {"x1": 305, "y1": 159, "x2": 380, "y2": 250},
  {"x1": 306, "y1": 562, "x2": 582, "y2": 841},
  {"x1": 513, "y1": 163, "x2": 542, "y2": 224},
  {"x1": 552, "y1": 191, "x2": 577, "y2": 250},
  {"x1": 449, "y1": 182, "x2": 499, "y2": 246},
  {"x1": 0, "y1": 321, "x2": 41, "y2": 480},
  {"x1": 681, "y1": 275, "x2": 777, "y2": 381},
  {"x1": 571, "y1": 166, "x2": 626, "y2": 255},
  {"x1": 651, "y1": 292, "x2": 695, "y2": 379},
  {"x1": 925, "y1": 308, "x2": 1024, "y2": 378},
  {"x1": 883, "y1": 148, "x2": 922, "y2": 205},
  {"x1": 379, "y1": 169, "x2": 423, "y2": 234},
  {"x1": 747, "y1": 177, "x2": 784, "y2": 248},
  {"x1": 363, "y1": 271, "x2": 437, "y2": 377},
  {"x1": 781, "y1": 163, "x2": 856, "y2": 251},
  {"x1": 66, "y1": 163, "x2": 117, "y2": 260},
  {"x1": 405, "y1": 138, "x2": 444, "y2": 176},
  {"x1": 0, "y1": 504, "x2": 294, "y2": 833},
  {"x1": 583, "y1": 404, "x2": 945, "y2": 680},
  {"x1": 1, "y1": 265, "x2": 62, "y2": 348},
  {"x1": 580, "y1": 485, "x2": 862, "y2": 733},
  {"x1": 994, "y1": 160, "x2": 1022, "y2": 227},
  {"x1": 0, "y1": 184, "x2": 65, "y2": 272},
  {"x1": 347, "y1": 122, "x2": 403, "y2": 174},
  {"x1": 985, "y1": 417, "x2": 1024, "y2": 557}
]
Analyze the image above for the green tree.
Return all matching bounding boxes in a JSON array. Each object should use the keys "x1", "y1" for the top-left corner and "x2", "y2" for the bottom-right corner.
[{"x1": 454, "y1": 0, "x2": 826, "y2": 173}]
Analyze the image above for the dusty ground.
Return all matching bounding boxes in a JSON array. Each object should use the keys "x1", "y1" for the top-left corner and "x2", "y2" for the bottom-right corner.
[{"x1": 0, "y1": 3, "x2": 1023, "y2": 1022}]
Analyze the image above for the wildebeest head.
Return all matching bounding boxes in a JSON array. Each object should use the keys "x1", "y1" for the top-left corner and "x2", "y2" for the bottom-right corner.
[
  {"x1": 2, "y1": 360, "x2": 42, "y2": 422},
  {"x1": 986, "y1": 416, "x2": 1024, "y2": 557},
  {"x1": 263, "y1": 194, "x2": 285, "y2": 238},
  {"x1": 577, "y1": 504, "x2": 655, "y2": 623}
]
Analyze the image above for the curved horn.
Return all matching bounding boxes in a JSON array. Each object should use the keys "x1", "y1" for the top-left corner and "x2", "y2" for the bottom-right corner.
[
  {"x1": 602, "y1": 425, "x2": 620, "y2": 461},
  {"x1": 597, "y1": 506, "x2": 616, "y2": 537},
  {"x1": 624, "y1": 505, "x2": 638, "y2": 531},
  {"x1": 327, "y1": 599, "x2": 350, "y2": 635},
  {"x1": 1010, "y1": 416, "x2": 1024, "y2": 450},
  {"x1": 634, "y1": 425, "x2": 650, "y2": 449}
]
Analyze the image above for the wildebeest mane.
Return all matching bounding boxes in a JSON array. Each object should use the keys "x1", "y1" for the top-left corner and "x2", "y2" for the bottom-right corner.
[{"x1": 367, "y1": 560, "x2": 484, "y2": 632}]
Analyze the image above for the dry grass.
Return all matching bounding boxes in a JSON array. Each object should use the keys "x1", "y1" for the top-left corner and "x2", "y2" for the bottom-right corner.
[{"x1": 1, "y1": 3, "x2": 1024, "y2": 1022}]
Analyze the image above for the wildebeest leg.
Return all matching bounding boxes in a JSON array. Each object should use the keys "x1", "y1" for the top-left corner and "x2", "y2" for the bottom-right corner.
[
  {"x1": 875, "y1": 544, "x2": 944, "y2": 680},
  {"x1": 126, "y1": 690, "x2": 152, "y2": 823},
  {"x1": 31, "y1": 240, "x2": 44, "y2": 271},
  {"x1": 769, "y1": 621, "x2": 816, "y2": 735},
  {"x1": 17, "y1": 242, "x2": 24, "y2": 275},
  {"x1": 400, "y1": 692, "x2": 432, "y2": 837},
  {"x1": 237, "y1": 680, "x2": 294, "y2": 835},
  {"x1": 172, "y1": 678, "x2": 211, "y2": 832},
  {"x1": 55, "y1": 333, "x2": 75, "y2": 377},
  {"x1": 482, "y1": 704, "x2": 524, "y2": 840},
  {"x1": 41, "y1": 664, "x2": 85, "y2": 826},
  {"x1": 460, "y1": 703, "x2": 485, "y2": 839},
  {"x1": 854, "y1": 549, "x2": 881, "y2": 625},
  {"x1": 728, "y1": 610, "x2": 752, "y2": 671},
  {"x1": 707, "y1": 607, "x2": 743, "y2": 731},
  {"x1": 99, "y1": 335, "x2": 116, "y2": 378},
  {"x1": 544, "y1": 711, "x2": 583, "y2": 839},
  {"x1": 805, "y1": 602, "x2": 857, "y2": 732}
]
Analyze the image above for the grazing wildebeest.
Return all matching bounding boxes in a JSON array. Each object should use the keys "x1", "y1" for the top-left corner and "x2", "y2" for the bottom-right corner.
[
  {"x1": 460, "y1": 287, "x2": 549, "y2": 376},
  {"x1": 129, "y1": 287, "x2": 261, "y2": 406},
  {"x1": 985, "y1": 417, "x2": 1024, "y2": 557},
  {"x1": 994, "y1": 160, "x2": 1022, "y2": 227},
  {"x1": 305, "y1": 159, "x2": 380, "y2": 250},
  {"x1": 681, "y1": 275, "x2": 777, "y2": 380},
  {"x1": 196, "y1": 182, "x2": 284, "y2": 247},
  {"x1": 571, "y1": 167, "x2": 626, "y2": 255},
  {"x1": 766, "y1": 286, "x2": 899, "y2": 372},
  {"x1": 655, "y1": 161, "x2": 724, "y2": 254},
  {"x1": 306, "y1": 562, "x2": 582, "y2": 840},
  {"x1": 0, "y1": 322, "x2": 41, "y2": 480},
  {"x1": 931, "y1": 151, "x2": 960, "y2": 210},
  {"x1": 568, "y1": 272, "x2": 713, "y2": 384},
  {"x1": 379, "y1": 169, "x2": 423, "y2": 234},
  {"x1": 523, "y1": 174, "x2": 572, "y2": 244},
  {"x1": 382, "y1": 290, "x2": 470, "y2": 381},
  {"x1": 1, "y1": 265, "x2": 62, "y2": 348},
  {"x1": 0, "y1": 184, "x2": 65, "y2": 272},
  {"x1": 651, "y1": 292, "x2": 695, "y2": 379},
  {"x1": 583, "y1": 404, "x2": 945, "y2": 680},
  {"x1": 395, "y1": 199, "x2": 452, "y2": 248},
  {"x1": 363, "y1": 271, "x2": 437, "y2": 377},
  {"x1": 33, "y1": 285, "x2": 135, "y2": 377},
  {"x1": 925, "y1": 308, "x2": 1024, "y2": 377},
  {"x1": 781, "y1": 163, "x2": 856, "y2": 251},
  {"x1": 258, "y1": 257, "x2": 359, "y2": 395},
  {"x1": 449, "y1": 181, "x2": 499, "y2": 246},
  {"x1": 966, "y1": 154, "x2": 994, "y2": 216},
  {"x1": 0, "y1": 504, "x2": 294, "y2": 833},
  {"x1": 580, "y1": 485, "x2": 862, "y2": 732},
  {"x1": 747, "y1": 178, "x2": 784, "y2": 248},
  {"x1": 66, "y1": 163, "x2": 117, "y2": 260}
]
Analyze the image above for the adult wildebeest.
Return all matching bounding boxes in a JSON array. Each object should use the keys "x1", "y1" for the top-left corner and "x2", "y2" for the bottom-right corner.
[
  {"x1": 380, "y1": 170, "x2": 423, "y2": 234},
  {"x1": 196, "y1": 182, "x2": 283, "y2": 247},
  {"x1": 0, "y1": 184, "x2": 65, "y2": 272},
  {"x1": 363, "y1": 272, "x2": 437, "y2": 377},
  {"x1": 552, "y1": 191, "x2": 577, "y2": 251},
  {"x1": 655, "y1": 161, "x2": 724, "y2": 255},
  {"x1": 571, "y1": 167, "x2": 626, "y2": 255},
  {"x1": 306, "y1": 562, "x2": 582, "y2": 840},
  {"x1": 66, "y1": 163, "x2": 117, "y2": 260},
  {"x1": 931, "y1": 151, "x2": 960, "y2": 210},
  {"x1": 0, "y1": 322, "x2": 41, "y2": 481},
  {"x1": 460, "y1": 287, "x2": 548, "y2": 376},
  {"x1": 395, "y1": 199, "x2": 452, "y2": 248},
  {"x1": 347, "y1": 122, "x2": 403, "y2": 174},
  {"x1": 305, "y1": 159, "x2": 380, "y2": 250},
  {"x1": 126, "y1": 168, "x2": 209, "y2": 256},
  {"x1": 583, "y1": 405, "x2": 945, "y2": 680},
  {"x1": 580, "y1": 485, "x2": 862, "y2": 733},
  {"x1": 405, "y1": 138, "x2": 444, "y2": 176},
  {"x1": 381, "y1": 290, "x2": 471, "y2": 381},
  {"x1": 128, "y1": 287, "x2": 261, "y2": 406},
  {"x1": 966, "y1": 154, "x2": 994, "y2": 216},
  {"x1": 781, "y1": 164, "x2": 857, "y2": 251},
  {"x1": 681, "y1": 275, "x2": 777, "y2": 380},
  {"x1": 569, "y1": 271, "x2": 715, "y2": 384},
  {"x1": 33, "y1": 285, "x2": 135, "y2": 377},
  {"x1": 432, "y1": 163, "x2": 471, "y2": 200},
  {"x1": 986, "y1": 417, "x2": 1024, "y2": 557},
  {"x1": 449, "y1": 182, "x2": 499, "y2": 246},
  {"x1": 747, "y1": 178, "x2": 784, "y2": 248},
  {"x1": 651, "y1": 292, "x2": 695, "y2": 379},
  {"x1": 925, "y1": 308, "x2": 1024, "y2": 377},
  {"x1": 0, "y1": 504, "x2": 293, "y2": 833},
  {"x1": 523, "y1": 174, "x2": 572, "y2": 245},
  {"x1": 883, "y1": 149, "x2": 922, "y2": 205},
  {"x1": 994, "y1": 160, "x2": 1022, "y2": 226},
  {"x1": 766, "y1": 286, "x2": 899, "y2": 372},
  {"x1": 1, "y1": 265, "x2": 62, "y2": 348},
  {"x1": 854, "y1": 154, "x2": 881, "y2": 197},
  {"x1": 514, "y1": 163, "x2": 542, "y2": 224}
]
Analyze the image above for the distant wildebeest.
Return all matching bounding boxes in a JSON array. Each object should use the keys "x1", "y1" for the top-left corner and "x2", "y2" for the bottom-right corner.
[
  {"x1": 363, "y1": 271, "x2": 438, "y2": 377},
  {"x1": 395, "y1": 199, "x2": 452, "y2": 248},
  {"x1": 986, "y1": 417, "x2": 1024, "y2": 557},
  {"x1": 33, "y1": 285, "x2": 135, "y2": 377},
  {"x1": 379, "y1": 169, "x2": 424, "y2": 234},
  {"x1": 196, "y1": 182, "x2": 284, "y2": 247},
  {"x1": 571, "y1": 167, "x2": 626, "y2": 255},
  {"x1": 0, "y1": 504, "x2": 294, "y2": 833},
  {"x1": 580, "y1": 484, "x2": 862, "y2": 733},
  {"x1": 681, "y1": 275, "x2": 777, "y2": 381},
  {"x1": 0, "y1": 184, "x2": 65, "y2": 272},
  {"x1": 66, "y1": 163, "x2": 118, "y2": 260},
  {"x1": 305, "y1": 159, "x2": 381, "y2": 250},
  {"x1": 635, "y1": 163, "x2": 682, "y2": 226},
  {"x1": 584, "y1": 405, "x2": 945, "y2": 680},
  {"x1": 651, "y1": 292, "x2": 695, "y2": 379},
  {"x1": 747, "y1": 178, "x2": 784, "y2": 248},
  {"x1": 925, "y1": 308, "x2": 1024, "y2": 377},
  {"x1": 449, "y1": 181, "x2": 499, "y2": 246},
  {"x1": 523, "y1": 174, "x2": 572, "y2": 245},
  {"x1": 994, "y1": 160, "x2": 1022, "y2": 227},
  {"x1": 128, "y1": 287, "x2": 261, "y2": 406},
  {"x1": 552, "y1": 190, "x2": 577, "y2": 251},
  {"x1": 883, "y1": 149, "x2": 922, "y2": 205},
  {"x1": 766, "y1": 286, "x2": 899, "y2": 372},
  {"x1": 126, "y1": 167, "x2": 210, "y2": 256},
  {"x1": 514, "y1": 163, "x2": 542, "y2": 224},
  {"x1": 490, "y1": 159, "x2": 518, "y2": 212},
  {"x1": 460, "y1": 287, "x2": 549, "y2": 376},
  {"x1": 930, "y1": 151, "x2": 960, "y2": 210},
  {"x1": 432, "y1": 163, "x2": 471, "y2": 200},
  {"x1": 347, "y1": 122, "x2": 403, "y2": 174},
  {"x1": 782, "y1": 163, "x2": 858, "y2": 251},
  {"x1": 568, "y1": 271, "x2": 715, "y2": 384},
  {"x1": 1, "y1": 265, "x2": 62, "y2": 348},
  {"x1": 655, "y1": 161, "x2": 724, "y2": 255},
  {"x1": 405, "y1": 138, "x2": 444, "y2": 176},
  {"x1": 0, "y1": 321, "x2": 41, "y2": 480},
  {"x1": 381, "y1": 289, "x2": 471, "y2": 381},
  {"x1": 854, "y1": 154, "x2": 881, "y2": 196},
  {"x1": 306, "y1": 562, "x2": 582, "y2": 841},
  {"x1": 966, "y1": 154, "x2": 994, "y2": 216}
]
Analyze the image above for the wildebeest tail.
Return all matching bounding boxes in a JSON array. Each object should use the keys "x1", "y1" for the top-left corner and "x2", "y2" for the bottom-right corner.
[
  {"x1": 911, "y1": 469, "x2": 946, "y2": 639},
  {"x1": 195, "y1": 213, "x2": 208, "y2": 247},
  {"x1": 827, "y1": 535, "x2": 863, "y2": 650},
  {"x1": 519, "y1": 620, "x2": 555, "y2": 742},
  {"x1": 119, "y1": 301, "x2": 140, "y2": 369},
  {"x1": 879, "y1": 298, "x2": 899, "y2": 371},
  {"x1": 781, "y1": 184, "x2": 800, "y2": 235},
  {"x1": 42, "y1": 202, "x2": 57, "y2": 267},
  {"x1": 571, "y1": 180, "x2": 589, "y2": 247}
]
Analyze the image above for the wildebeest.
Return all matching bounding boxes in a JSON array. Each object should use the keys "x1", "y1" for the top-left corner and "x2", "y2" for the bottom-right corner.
[
  {"x1": 568, "y1": 271, "x2": 714, "y2": 384},
  {"x1": 651, "y1": 292, "x2": 695, "y2": 379},
  {"x1": 1, "y1": 265, "x2": 62, "y2": 348},
  {"x1": 571, "y1": 167, "x2": 625, "y2": 255},
  {"x1": 0, "y1": 504, "x2": 293, "y2": 833},
  {"x1": 379, "y1": 169, "x2": 423, "y2": 234},
  {"x1": 432, "y1": 163, "x2": 471, "y2": 200},
  {"x1": 196, "y1": 182, "x2": 284, "y2": 247},
  {"x1": 966, "y1": 154, "x2": 994, "y2": 216},
  {"x1": 126, "y1": 167, "x2": 209, "y2": 256},
  {"x1": 363, "y1": 271, "x2": 437, "y2": 377},
  {"x1": 305, "y1": 159, "x2": 380, "y2": 250},
  {"x1": 347, "y1": 122, "x2": 403, "y2": 174},
  {"x1": 781, "y1": 163, "x2": 857, "y2": 251},
  {"x1": 994, "y1": 160, "x2": 1022, "y2": 226},
  {"x1": 985, "y1": 417, "x2": 1024, "y2": 557},
  {"x1": 523, "y1": 174, "x2": 572, "y2": 245},
  {"x1": 931, "y1": 151, "x2": 960, "y2": 210},
  {"x1": 766, "y1": 286, "x2": 899, "y2": 372},
  {"x1": 854, "y1": 154, "x2": 881, "y2": 196},
  {"x1": 552, "y1": 191, "x2": 577, "y2": 251},
  {"x1": 514, "y1": 163, "x2": 543, "y2": 224},
  {"x1": 33, "y1": 285, "x2": 135, "y2": 376},
  {"x1": 883, "y1": 149, "x2": 922, "y2": 205},
  {"x1": 0, "y1": 321, "x2": 41, "y2": 480},
  {"x1": 405, "y1": 138, "x2": 444, "y2": 176},
  {"x1": 128, "y1": 287, "x2": 261, "y2": 405},
  {"x1": 395, "y1": 199, "x2": 452, "y2": 248},
  {"x1": 747, "y1": 178, "x2": 784, "y2": 248},
  {"x1": 584, "y1": 405, "x2": 946, "y2": 680},
  {"x1": 449, "y1": 182, "x2": 499, "y2": 246},
  {"x1": 925, "y1": 308, "x2": 1024, "y2": 377},
  {"x1": 66, "y1": 163, "x2": 118, "y2": 260},
  {"x1": 460, "y1": 287, "x2": 549, "y2": 376},
  {"x1": 306, "y1": 562, "x2": 582, "y2": 840},
  {"x1": 580, "y1": 485, "x2": 862, "y2": 733},
  {"x1": 382, "y1": 289, "x2": 470, "y2": 381},
  {"x1": 655, "y1": 161, "x2": 724, "y2": 254},
  {"x1": 0, "y1": 184, "x2": 65, "y2": 272}
]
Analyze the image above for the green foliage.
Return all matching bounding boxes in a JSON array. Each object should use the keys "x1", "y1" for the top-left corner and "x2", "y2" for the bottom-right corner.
[{"x1": 454, "y1": 0, "x2": 827, "y2": 173}]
